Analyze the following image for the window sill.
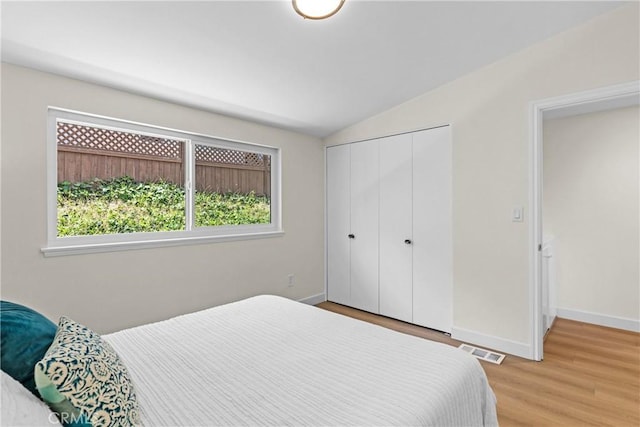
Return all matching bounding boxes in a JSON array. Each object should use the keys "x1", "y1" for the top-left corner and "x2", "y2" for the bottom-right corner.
[{"x1": 41, "y1": 230, "x2": 285, "y2": 257}]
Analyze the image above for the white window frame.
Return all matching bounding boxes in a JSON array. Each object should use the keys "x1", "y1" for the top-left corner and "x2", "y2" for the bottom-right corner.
[{"x1": 42, "y1": 108, "x2": 282, "y2": 257}]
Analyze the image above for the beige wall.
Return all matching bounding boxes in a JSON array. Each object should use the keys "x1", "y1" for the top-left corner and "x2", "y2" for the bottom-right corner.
[
  {"x1": 1, "y1": 63, "x2": 325, "y2": 333},
  {"x1": 544, "y1": 107, "x2": 639, "y2": 322},
  {"x1": 324, "y1": 4, "x2": 639, "y2": 351}
]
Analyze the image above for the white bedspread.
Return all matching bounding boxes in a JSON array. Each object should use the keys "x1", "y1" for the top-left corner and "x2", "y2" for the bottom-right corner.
[{"x1": 105, "y1": 295, "x2": 497, "y2": 426}]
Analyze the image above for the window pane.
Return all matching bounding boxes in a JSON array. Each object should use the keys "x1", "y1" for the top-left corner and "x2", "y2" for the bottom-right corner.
[
  {"x1": 194, "y1": 144, "x2": 271, "y2": 227},
  {"x1": 56, "y1": 121, "x2": 186, "y2": 236}
]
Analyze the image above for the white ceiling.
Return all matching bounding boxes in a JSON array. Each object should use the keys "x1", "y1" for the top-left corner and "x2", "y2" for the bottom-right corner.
[{"x1": 1, "y1": 1, "x2": 624, "y2": 137}]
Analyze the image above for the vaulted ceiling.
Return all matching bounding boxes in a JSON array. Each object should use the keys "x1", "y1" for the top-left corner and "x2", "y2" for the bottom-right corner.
[{"x1": 1, "y1": 1, "x2": 623, "y2": 137}]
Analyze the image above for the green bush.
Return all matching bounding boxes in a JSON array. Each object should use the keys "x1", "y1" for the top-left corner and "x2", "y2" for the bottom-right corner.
[{"x1": 57, "y1": 176, "x2": 270, "y2": 237}]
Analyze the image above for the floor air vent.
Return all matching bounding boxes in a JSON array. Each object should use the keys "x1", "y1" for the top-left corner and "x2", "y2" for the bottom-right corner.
[{"x1": 458, "y1": 344, "x2": 505, "y2": 365}]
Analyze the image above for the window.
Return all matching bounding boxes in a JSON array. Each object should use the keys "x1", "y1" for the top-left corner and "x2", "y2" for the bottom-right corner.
[{"x1": 44, "y1": 108, "x2": 281, "y2": 256}]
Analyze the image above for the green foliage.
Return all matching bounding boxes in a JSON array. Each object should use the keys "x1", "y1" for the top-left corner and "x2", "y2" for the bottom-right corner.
[
  {"x1": 194, "y1": 191, "x2": 270, "y2": 227},
  {"x1": 57, "y1": 176, "x2": 270, "y2": 237}
]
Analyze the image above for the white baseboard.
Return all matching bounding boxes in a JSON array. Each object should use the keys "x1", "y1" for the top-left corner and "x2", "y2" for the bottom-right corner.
[
  {"x1": 298, "y1": 293, "x2": 326, "y2": 306},
  {"x1": 452, "y1": 327, "x2": 532, "y2": 360},
  {"x1": 556, "y1": 307, "x2": 640, "y2": 332}
]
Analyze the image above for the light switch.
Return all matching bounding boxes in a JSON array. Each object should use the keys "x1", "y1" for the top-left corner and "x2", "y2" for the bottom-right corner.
[{"x1": 512, "y1": 206, "x2": 524, "y2": 222}]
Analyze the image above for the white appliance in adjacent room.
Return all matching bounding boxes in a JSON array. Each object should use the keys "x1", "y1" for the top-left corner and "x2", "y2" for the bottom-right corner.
[{"x1": 542, "y1": 234, "x2": 558, "y2": 333}]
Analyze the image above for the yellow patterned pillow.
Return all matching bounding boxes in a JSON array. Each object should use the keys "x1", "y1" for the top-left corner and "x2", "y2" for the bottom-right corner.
[{"x1": 34, "y1": 316, "x2": 142, "y2": 427}]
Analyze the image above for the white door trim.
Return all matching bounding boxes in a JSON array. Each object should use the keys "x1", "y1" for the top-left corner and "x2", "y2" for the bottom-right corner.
[{"x1": 528, "y1": 80, "x2": 640, "y2": 361}]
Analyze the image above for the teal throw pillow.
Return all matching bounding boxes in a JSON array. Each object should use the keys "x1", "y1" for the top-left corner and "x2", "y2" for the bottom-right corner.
[
  {"x1": 35, "y1": 316, "x2": 142, "y2": 427},
  {"x1": 1, "y1": 300, "x2": 57, "y2": 397}
]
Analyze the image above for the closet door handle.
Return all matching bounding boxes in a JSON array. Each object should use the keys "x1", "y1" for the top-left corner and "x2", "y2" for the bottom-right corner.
[
  {"x1": 404, "y1": 239, "x2": 412, "y2": 245},
  {"x1": 348, "y1": 234, "x2": 355, "y2": 239}
]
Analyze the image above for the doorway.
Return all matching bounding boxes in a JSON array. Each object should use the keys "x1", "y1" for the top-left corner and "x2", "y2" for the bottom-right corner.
[{"x1": 529, "y1": 81, "x2": 639, "y2": 361}]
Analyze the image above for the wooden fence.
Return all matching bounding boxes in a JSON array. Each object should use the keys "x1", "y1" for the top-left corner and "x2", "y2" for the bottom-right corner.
[{"x1": 56, "y1": 122, "x2": 271, "y2": 196}]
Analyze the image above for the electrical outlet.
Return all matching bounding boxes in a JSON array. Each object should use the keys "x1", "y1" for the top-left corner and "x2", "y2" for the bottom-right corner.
[{"x1": 287, "y1": 274, "x2": 295, "y2": 287}]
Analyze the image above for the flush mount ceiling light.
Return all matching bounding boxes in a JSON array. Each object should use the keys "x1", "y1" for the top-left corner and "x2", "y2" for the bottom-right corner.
[{"x1": 292, "y1": 0, "x2": 345, "y2": 20}]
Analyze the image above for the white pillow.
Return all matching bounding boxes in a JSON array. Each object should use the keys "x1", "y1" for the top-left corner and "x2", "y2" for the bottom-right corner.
[{"x1": 1, "y1": 370, "x2": 61, "y2": 426}]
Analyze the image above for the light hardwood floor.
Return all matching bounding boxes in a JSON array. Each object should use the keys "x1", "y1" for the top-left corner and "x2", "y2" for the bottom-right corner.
[{"x1": 316, "y1": 302, "x2": 640, "y2": 426}]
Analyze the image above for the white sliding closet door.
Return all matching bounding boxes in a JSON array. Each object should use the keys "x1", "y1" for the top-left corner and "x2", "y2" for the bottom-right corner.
[
  {"x1": 326, "y1": 144, "x2": 350, "y2": 306},
  {"x1": 412, "y1": 127, "x2": 452, "y2": 333},
  {"x1": 349, "y1": 141, "x2": 380, "y2": 313},
  {"x1": 379, "y1": 134, "x2": 413, "y2": 323}
]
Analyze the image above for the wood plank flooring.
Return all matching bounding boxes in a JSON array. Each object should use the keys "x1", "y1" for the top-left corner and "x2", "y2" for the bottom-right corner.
[{"x1": 316, "y1": 302, "x2": 640, "y2": 426}]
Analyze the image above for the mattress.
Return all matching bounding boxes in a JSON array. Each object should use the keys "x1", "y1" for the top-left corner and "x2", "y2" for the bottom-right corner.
[{"x1": 104, "y1": 295, "x2": 497, "y2": 426}]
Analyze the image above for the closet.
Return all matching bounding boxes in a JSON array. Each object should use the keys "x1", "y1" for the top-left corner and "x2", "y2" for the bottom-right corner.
[{"x1": 326, "y1": 126, "x2": 452, "y2": 333}]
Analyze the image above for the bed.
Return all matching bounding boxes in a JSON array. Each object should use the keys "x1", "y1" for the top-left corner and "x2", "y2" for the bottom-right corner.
[{"x1": 1, "y1": 295, "x2": 497, "y2": 426}]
